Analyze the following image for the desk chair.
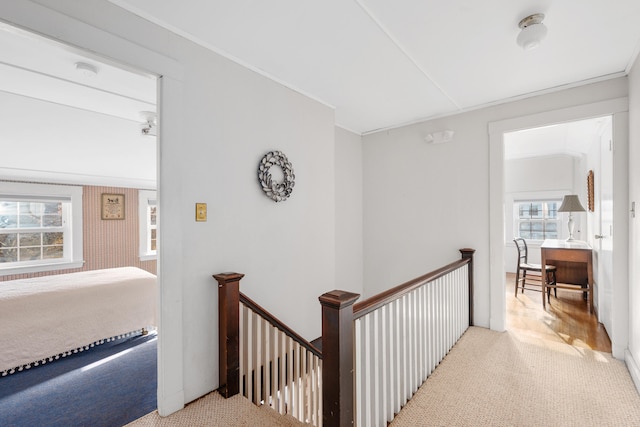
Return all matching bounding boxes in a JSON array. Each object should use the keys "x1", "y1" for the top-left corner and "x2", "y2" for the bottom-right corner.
[{"x1": 514, "y1": 238, "x2": 557, "y2": 299}]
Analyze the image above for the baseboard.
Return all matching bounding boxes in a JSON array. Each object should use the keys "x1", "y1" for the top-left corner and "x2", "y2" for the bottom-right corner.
[
  {"x1": 625, "y1": 349, "x2": 640, "y2": 394},
  {"x1": 489, "y1": 317, "x2": 506, "y2": 332},
  {"x1": 157, "y1": 389, "x2": 185, "y2": 417},
  {"x1": 613, "y1": 342, "x2": 626, "y2": 360}
]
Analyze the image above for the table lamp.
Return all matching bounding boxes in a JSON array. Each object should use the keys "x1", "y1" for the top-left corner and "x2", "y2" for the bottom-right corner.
[{"x1": 558, "y1": 195, "x2": 586, "y2": 241}]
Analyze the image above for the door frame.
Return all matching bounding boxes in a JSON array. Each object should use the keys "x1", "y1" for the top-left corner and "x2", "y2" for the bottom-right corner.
[{"x1": 488, "y1": 98, "x2": 629, "y2": 359}]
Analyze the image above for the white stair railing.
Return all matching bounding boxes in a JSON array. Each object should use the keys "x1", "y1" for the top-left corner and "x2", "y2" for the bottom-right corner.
[
  {"x1": 239, "y1": 297, "x2": 322, "y2": 426},
  {"x1": 353, "y1": 263, "x2": 470, "y2": 426},
  {"x1": 217, "y1": 248, "x2": 474, "y2": 427}
]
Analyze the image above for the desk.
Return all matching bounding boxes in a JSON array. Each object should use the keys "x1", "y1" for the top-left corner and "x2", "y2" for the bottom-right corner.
[{"x1": 540, "y1": 239, "x2": 593, "y2": 313}]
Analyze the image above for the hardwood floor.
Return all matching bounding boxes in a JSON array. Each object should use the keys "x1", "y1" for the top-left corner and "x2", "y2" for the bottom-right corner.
[{"x1": 506, "y1": 272, "x2": 611, "y2": 353}]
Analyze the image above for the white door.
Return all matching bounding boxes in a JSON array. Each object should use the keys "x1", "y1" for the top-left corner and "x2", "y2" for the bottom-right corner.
[{"x1": 594, "y1": 118, "x2": 614, "y2": 333}]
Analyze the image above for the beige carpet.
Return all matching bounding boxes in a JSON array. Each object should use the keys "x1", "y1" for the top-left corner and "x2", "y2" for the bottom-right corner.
[
  {"x1": 125, "y1": 392, "x2": 306, "y2": 426},
  {"x1": 390, "y1": 326, "x2": 640, "y2": 427},
  {"x1": 127, "y1": 327, "x2": 640, "y2": 426}
]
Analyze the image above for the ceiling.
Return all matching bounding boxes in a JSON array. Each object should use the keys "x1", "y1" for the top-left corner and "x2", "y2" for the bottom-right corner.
[
  {"x1": 1, "y1": 2, "x2": 638, "y2": 187},
  {"x1": 504, "y1": 116, "x2": 611, "y2": 160},
  {"x1": 0, "y1": 21, "x2": 156, "y2": 122},
  {"x1": 0, "y1": 22, "x2": 158, "y2": 188},
  {"x1": 109, "y1": 0, "x2": 640, "y2": 134}
]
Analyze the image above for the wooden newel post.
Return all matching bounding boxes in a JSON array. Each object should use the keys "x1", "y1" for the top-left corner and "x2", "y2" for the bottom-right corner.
[
  {"x1": 213, "y1": 272, "x2": 245, "y2": 398},
  {"x1": 459, "y1": 248, "x2": 475, "y2": 326},
  {"x1": 319, "y1": 290, "x2": 360, "y2": 427}
]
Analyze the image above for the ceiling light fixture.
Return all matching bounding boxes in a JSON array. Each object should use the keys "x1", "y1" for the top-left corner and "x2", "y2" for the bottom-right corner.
[
  {"x1": 75, "y1": 62, "x2": 98, "y2": 78},
  {"x1": 516, "y1": 13, "x2": 547, "y2": 50}
]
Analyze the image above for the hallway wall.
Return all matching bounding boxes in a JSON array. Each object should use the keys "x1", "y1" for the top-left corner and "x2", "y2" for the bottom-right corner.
[
  {"x1": 335, "y1": 126, "x2": 364, "y2": 295},
  {"x1": 362, "y1": 77, "x2": 628, "y2": 328}
]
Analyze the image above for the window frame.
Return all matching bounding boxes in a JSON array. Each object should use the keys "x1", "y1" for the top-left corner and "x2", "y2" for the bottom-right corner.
[
  {"x1": 0, "y1": 182, "x2": 84, "y2": 275},
  {"x1": 513, "y1": 198, "x2": 562, "y2": 243},
  {"x1": 138, "y1": 190, "x2": 157, "y2": 261}
]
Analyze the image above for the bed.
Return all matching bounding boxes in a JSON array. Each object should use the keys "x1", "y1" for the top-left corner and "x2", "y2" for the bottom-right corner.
[{"x1": 0, "y1": 267, "x2": 157, "y2": 375}]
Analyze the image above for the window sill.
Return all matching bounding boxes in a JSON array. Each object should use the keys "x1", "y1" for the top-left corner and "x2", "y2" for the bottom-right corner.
[
  {"x1": 0, "y1": 260, "x2": 85, "y2": 276},
  {"x1": 139, "y1": 254, "x2": 157, "y2": 262}
]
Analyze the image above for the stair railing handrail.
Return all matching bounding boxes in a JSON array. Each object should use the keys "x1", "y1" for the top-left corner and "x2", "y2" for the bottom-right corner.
[
  {"x1": 319, "y1": 248, "x2": 475, "y2": 427},
  {"x1": 239, "y1": 291, "x2": 322, "y2": 357},
  {"x1": 353, "y1": 255, "x2": 473, "y2": 319},
  {"x1": 215, "y1": 248, "x2": 475, "y2": 427}
]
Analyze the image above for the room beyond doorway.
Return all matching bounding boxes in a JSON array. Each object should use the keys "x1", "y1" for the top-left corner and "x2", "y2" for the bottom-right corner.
[
  {"x1": 502, "y1": 115, "x2": 614, "y2": 350},
  {"x1": 0, "y1": 21, "x2": 160, "y2": 419},
  {"x1": 506, "y1": 272, "x2": 611, "y2": 353},
  {"x1": 489, "y1": 98, "x2": 628, "y2": 358}
]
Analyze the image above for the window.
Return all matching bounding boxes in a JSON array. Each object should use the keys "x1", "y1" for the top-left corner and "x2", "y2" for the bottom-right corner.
[
  {"x1": 0, "y1": 182, "x2": 83, "y2": 274},
  {"x1": 514, "y1": 199, "x2": 561, "y2": 241},
  {"x1": 138, "y1": 190, "x2": 157, "y2": 260}
]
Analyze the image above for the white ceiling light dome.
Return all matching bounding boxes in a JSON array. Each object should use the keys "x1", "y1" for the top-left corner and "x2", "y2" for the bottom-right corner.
[{"x1": 517, "y1": 13, "x2": 547, "y2": 50}]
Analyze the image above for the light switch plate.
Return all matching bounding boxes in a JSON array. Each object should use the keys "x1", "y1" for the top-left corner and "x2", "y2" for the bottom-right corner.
[{"x1": 196, "y1": 203, "x2": 207, "y2": 221}]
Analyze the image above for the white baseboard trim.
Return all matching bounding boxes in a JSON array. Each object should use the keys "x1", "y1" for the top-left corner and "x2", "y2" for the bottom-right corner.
[
  {"x1": 157, "y1": 389, "x2": 185, "y2": 417},
  {"x1": 625, "y1": 349, "x2": 640, "y2": 394},
  {"x1": 489, "y1": 317, "x2": 506, "y2": 332},
  {"x1": 613, "y1": 342, "x2": 626, "y2": 360}
]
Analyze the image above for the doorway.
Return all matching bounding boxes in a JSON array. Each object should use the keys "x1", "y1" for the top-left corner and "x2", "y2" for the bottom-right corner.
[
  {"x1": 502, "y1": 117, "x2": 613, "y2": 350},
  {"x1": 0, "y1": 21, "x2": 159, "y2": 419},
  {"x1": 488, "y1": 99, "x2": 629, "y2": 359}
]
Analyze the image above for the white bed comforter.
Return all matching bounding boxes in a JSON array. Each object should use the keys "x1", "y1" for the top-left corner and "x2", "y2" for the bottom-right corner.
[{"x1": 0, "y1": 267, "x2": 156, "y2": 373}]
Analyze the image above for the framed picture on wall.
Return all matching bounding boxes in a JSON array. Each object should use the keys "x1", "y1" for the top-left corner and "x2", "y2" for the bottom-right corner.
[
  {"x1": 101, "y1": 193, "x2": 125, "y2": 220},
  {"x1": 587, "y1": 170, "x2": 594, "y2": 212}
]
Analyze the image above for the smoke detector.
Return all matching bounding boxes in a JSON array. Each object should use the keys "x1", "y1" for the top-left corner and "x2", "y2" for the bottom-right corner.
[{"x1": 75, "y1": 62, "x2": 98, "y2": 78}]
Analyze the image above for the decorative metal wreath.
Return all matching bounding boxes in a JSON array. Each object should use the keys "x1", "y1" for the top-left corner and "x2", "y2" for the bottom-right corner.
[{"x1": 258, "y1": 150, "x2": 295, "y2": 202}]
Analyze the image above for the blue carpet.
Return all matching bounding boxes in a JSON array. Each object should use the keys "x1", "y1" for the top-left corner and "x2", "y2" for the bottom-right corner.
[{"x1": 0, "y1": 332, "x2": 157, "y2": 427}]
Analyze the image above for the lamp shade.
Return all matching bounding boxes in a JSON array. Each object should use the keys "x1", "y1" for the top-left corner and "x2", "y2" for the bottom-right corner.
[{"x1": 558, "y1": 195, "x2": 586, "y2": 213}]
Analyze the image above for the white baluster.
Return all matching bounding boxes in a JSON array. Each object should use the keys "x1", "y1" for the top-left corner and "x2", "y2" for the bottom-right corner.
[
  {"x1": 246, "y1": 309, "x2": 254, "y2": 400},
  {"x1": 355, "y1": 318, "x2": 363, "y2": 426},
  {"x1": 279, "y1": 330, "x2": 286, "y2": 414},
  {"x1": 380, "y1": 305, "x2": 389, "y2": 423},
  {"x1": 363, "y1": 314, "x2": 372, "y2": 426},
  {"x1": 372, "y1": 309, "x2": 380, "y2": 426},
  {"x1": 240, "y1": 304, "x2": 246, "y2": 396}
]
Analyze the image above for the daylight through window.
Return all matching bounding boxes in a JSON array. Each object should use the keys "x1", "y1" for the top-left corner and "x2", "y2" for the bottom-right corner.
[
  {"x1": 0, "y1": 182, "x2": 83, "y2": 274},
  {"x1": 139, "y1": 190, "x2": 157, "y2": 260},
  {"x1": 515, "y1": 200, "x2": 561, "y2": 241},
  {"x1": 0, "y1": 199, "x2": 66, "y2": 263}
]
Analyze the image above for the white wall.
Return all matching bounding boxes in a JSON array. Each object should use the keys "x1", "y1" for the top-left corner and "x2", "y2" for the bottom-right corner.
[
  {"x1": 1, "y1": 0, "x2": 336, "y2": 412},
  {"x1": 363, "y1": 78, "x2": 628, "y2": 328},
  {"x1": 176, "y1": 34, "x2": 336, "y2": 401},
  {"x1": 335, "y1": 127, "x2": 364, "y2": 296},
  {"x1": 627, "y1": 48, "x2": 640, "y2": 389},
  {"x1": 504, "y1": 155, "x2": 576, "y2": 193}
]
